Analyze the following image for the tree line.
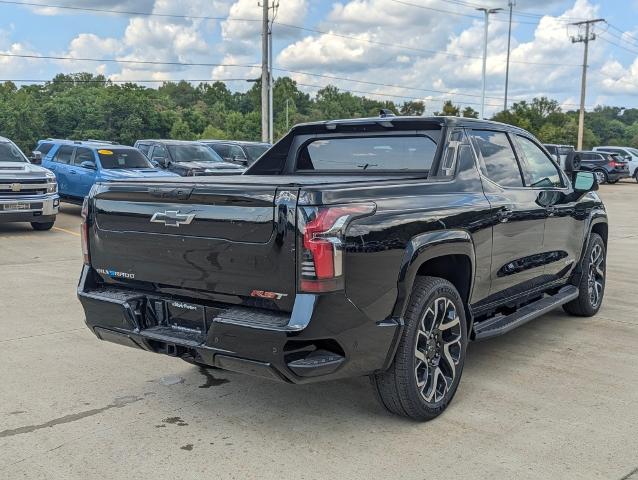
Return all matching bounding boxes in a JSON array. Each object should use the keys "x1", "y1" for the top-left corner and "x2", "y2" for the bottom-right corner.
[{"x1": 0, "y1": 72, "x2": 636, "y2": 154}]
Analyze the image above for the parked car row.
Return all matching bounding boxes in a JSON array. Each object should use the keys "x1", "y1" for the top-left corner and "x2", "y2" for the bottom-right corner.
[
  {"x1": 0, "y1": 136, "x2": 272, "y2": 230},
  {"x1": 543, "y1": 143, "x2": 638, "y2": 184}
]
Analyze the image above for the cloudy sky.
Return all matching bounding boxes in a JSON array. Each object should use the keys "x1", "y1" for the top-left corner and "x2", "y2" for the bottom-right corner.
[{"x1": 1, "y1": 0, "x2": 637, "y2": 116}]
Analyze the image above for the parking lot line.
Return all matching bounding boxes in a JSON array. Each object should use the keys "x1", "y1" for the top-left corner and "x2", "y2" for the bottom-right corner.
[{"x1": 53, "y1": 226, "x2": 80, "y2": 237}]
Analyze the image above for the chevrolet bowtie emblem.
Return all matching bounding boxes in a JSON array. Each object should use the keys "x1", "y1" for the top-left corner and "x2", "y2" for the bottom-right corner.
[
  {"x1": 10, "y1": 183, "x2": 21, "y2": 192},
  {"x1": 150, "y1": 210, "x2": 196, "y2": 227}
]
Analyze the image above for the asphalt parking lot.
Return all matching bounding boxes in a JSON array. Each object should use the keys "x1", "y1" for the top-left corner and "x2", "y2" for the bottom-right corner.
[{"x1": 1, "y1": 183, "x2": 637, "y2": 480}]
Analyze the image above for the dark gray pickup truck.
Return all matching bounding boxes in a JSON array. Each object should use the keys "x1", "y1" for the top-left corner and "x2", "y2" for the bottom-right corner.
[
  {"x1": 0, "y1": 136, "x2": 59, "y2": 230},
  {"x1": 78, "y1": 115, "x2": 607, "y2": 420}
]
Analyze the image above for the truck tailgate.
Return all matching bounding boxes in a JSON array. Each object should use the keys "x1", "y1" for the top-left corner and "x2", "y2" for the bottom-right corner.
[{"x1": 89, "y1": 182, "x2": 299, "y2": 311}]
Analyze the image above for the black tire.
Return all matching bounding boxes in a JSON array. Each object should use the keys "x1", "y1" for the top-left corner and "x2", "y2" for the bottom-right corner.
[
  {"x1": 563, "y1": 233, "x2": 606, "y2": 317},
  {"x1": 371, "y1": 276, "x2": 468, "y2": 421},
  {"x1": 634, "y1": 170, "x2": 638, "y2": 183},
  {"x1": 593, "y1": 170, "x2": 608, "y2": 185},
  {"x1": 31, "y1": 221, "x2": 54, "y2": 231}
]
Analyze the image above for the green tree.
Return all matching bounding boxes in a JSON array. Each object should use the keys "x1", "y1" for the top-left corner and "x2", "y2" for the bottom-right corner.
[
  {"x1": 400, "y1": 100, "x2": 425, "y2": 116},
  {"x1": 169, "y1": 118, "x2": 195, "y2": 140},
  {"x1": 435, "y1": 100, "x2": 460, "y2": 116}
]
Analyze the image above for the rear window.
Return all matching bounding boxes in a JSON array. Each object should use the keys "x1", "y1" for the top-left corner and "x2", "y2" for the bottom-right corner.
[
  {"x1": 98, "y1": 149, "x2": 153, "y2": 169},
  {"x1": 296, "y1": 135, "x2": 439, "y2": 172}
]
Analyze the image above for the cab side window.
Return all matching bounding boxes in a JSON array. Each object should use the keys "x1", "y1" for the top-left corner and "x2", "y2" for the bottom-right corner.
[
  {"x1": 516, "y1": 136, "x2": 562, "y2": 188},
  {"x1": 53, "y1": 145, "x2": 74, "y2": 164},
  {"x1": 229, "y1": 145, "x2": 247, "y2": 161},
  {"x1": 469, "y1": 130, "x2": 524, "y2": 187},
  {"x1": 150, "y1": 145, "x2": 167, "y2": 161},
  {"x1": 212, "y1": 144, "x2": 231, "y2": 160},
  {"x1": 74, "y1": 147, "x2": 95, "y2": 167}
]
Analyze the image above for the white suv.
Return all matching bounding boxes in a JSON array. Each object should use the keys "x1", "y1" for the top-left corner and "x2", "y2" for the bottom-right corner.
[{"x1": 593, "y1": 146, "x2": 638, "y2": 181}]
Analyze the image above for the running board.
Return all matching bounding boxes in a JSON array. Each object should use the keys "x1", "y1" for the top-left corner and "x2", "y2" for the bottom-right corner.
[{"x1": 473, "y1": 286, "x2": 579, "y2": 340}]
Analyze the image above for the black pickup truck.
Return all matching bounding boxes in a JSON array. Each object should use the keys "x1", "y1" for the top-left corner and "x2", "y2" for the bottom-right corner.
[{"x1": 78, "y1": 115, "x2": 607, "y2": 420}]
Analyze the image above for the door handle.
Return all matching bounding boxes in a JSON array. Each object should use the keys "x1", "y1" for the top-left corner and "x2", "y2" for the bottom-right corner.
[
  {"x1": 497, "y1": 206, "x2": 513, "y2": 223},
  {"x1": 70, "y1": 170, "x2": 77, "y2": 175}
]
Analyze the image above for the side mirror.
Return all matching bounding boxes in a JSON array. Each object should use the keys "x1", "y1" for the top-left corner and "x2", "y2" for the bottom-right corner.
[
  {"x1": 625, "y1": 155, "x2": 632, "y2": 161},
  {"x1": 564, "y1": 152, "x2": 581, "y2": 173},
  {"x1": 573, "y1": 171, "x2": 598, "y2": 192},
  {"x1": 80, "y1": 161, "x2": 97, "y2": 170},
  {"x1": 31, "y1": 151, "x2": 43, "y2": 164},
  {"x1": 150, "y1": 160, "x2": 160, "y2": 167},
  {"x1": 152, "y1": 157, "x2": 167, "y2": 167}
]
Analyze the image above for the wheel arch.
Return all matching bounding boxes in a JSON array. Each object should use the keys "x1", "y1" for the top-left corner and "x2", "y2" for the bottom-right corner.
[
  {"x1": 393, "y1": 230, "x2": 476, "y2": 325},
  {"x1": 570, "y1": 212, "x2": 608, "y2": 284}
]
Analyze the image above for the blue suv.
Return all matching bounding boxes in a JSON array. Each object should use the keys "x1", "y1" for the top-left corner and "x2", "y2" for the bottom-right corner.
[{"x1": 42, "y1": 142, "x2": 178, "y2": 202}]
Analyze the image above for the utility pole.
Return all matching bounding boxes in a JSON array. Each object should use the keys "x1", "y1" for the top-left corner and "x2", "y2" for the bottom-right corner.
[
  {"x1": 504, "y1": 0, "x2": 515, "y2": 112},
  {"x1": 570, "y1": 18, "x2": 604, "y2": 150},
  {"x1": 268, "y1": 1, "x2": 278, "y2": 144},
  {"x1": 477, "y1": 7, "x2": 502, "y2": 119},
  {"x1": 261, "y1": 0, "x2": 269, "y2": 143}
]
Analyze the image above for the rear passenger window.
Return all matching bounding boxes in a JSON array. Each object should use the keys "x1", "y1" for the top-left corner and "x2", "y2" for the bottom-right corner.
[
  {"x1": 297, "y1": 135, "x2": 439, "y2": 172},
  {"x1": 470, "y1": 130, "x2": 523, "y2": 187},
  {"x1": 516, "y1": 136, "x2": 562, "y2": 188},
  {"x1": 53, "y1": 145, "x2": 74, "y2": 164}
]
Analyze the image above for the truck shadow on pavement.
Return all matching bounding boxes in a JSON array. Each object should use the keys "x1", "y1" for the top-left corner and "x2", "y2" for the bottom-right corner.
[{"x1": 167, "y1": 309, "x2": 582, "y2": 427}]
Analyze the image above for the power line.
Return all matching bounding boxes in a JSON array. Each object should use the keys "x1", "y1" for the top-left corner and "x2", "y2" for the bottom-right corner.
[
  {"x1": 597, "y1": 35, "x2": 638, "y2": 56},
  {"x1": 0, "y1": 52, "x2": 259, "y2": 68},
  {"x1": 0, "y1": 0, "x2": 582, "y2": 68},
  {"x1": 0, "y1": 78, "x2": 252, "y2": 83},
  {"x1": 0, "y1": 0, "x2": 256, "y2": 22}
]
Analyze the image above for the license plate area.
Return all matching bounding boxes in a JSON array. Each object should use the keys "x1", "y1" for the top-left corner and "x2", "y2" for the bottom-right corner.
[
  {"x1": 2, "y1": 202, "x2": 30, "y2": 211},
  {"x1": 166, "y1": 301, "x2": 206, "y2": 333}
]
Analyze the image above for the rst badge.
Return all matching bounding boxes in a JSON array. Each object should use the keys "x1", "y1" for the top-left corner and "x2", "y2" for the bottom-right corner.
[
  {"x1": 251, "y1": 290, "x2": 288, "y2": 300},
  {"x1": 150, "y1": 210, "x2": 196, "y2": 227}
]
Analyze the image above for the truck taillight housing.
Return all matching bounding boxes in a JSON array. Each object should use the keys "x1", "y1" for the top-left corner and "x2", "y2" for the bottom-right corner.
[
  {"x1": 81, "y1": 198, "x2": 90, "y2": 265},
  {"x1": 298, "y1": 204, "x2": 375, "y2": 293}
]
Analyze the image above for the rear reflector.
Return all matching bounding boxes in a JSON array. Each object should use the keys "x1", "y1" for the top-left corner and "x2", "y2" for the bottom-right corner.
[
  {"x1": 81, "y1": 198, "x2": 90, "y2": 265},
  {"x1": 298, "y1": 203, "x2": 375, "y2": 293}
]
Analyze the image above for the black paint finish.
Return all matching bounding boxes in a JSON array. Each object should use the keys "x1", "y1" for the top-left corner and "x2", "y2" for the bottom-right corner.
[{"x1": 79, "y1": 116, "x2": 606, "y2": 384}]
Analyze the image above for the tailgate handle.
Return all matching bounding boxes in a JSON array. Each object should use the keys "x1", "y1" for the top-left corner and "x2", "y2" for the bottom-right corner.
[{"x1": 148, "y1": 187, "x2": 193, "y2": 200}]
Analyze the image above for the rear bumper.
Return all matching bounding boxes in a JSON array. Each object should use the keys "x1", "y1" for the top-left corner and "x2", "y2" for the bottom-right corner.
[
  {"x1": 608, "y1": 170, "x2": 630, "y2": 181},
  {"x1": 77, "y1": 266, "x2": 399, "y2": 384},
  {"x1": 0, "y1": 194, "x2": 59, "y2": 223}
]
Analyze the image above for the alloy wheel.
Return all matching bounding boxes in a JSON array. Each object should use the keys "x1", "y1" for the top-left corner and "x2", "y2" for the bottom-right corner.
[
  {"x1": 594, "y1": 170, "x2": 606, "y2": 184},
  {"x1": 414, "y1": 297, "x2": 462, "y2": 403},
  {"x1": 588, "y1": 243, "x2": 605, "y2": 308}
]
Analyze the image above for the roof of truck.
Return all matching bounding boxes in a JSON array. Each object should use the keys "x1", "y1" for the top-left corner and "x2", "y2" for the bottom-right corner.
[{"x1": 291, "y1": 115, "x2": 531, "y2": 135}]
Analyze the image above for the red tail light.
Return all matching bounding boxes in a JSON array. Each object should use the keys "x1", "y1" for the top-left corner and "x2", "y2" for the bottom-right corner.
[
  {"x1": 298, "y1": 204, "x2": 375, "y2": 293},
  {"x1": 81, "y1": 198, "x2": 90, "y2": 265},
  {"x1": 608, "y1": 160, "x2": 623, "y2": 169}
]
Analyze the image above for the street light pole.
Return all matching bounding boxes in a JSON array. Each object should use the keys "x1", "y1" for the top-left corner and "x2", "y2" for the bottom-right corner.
[
  {"x1": 504, "y1": 0, "x2": 515, "y2": 112},
  {"x1": 477, "y1": 7, "x2": 502, "y2": 119}
]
